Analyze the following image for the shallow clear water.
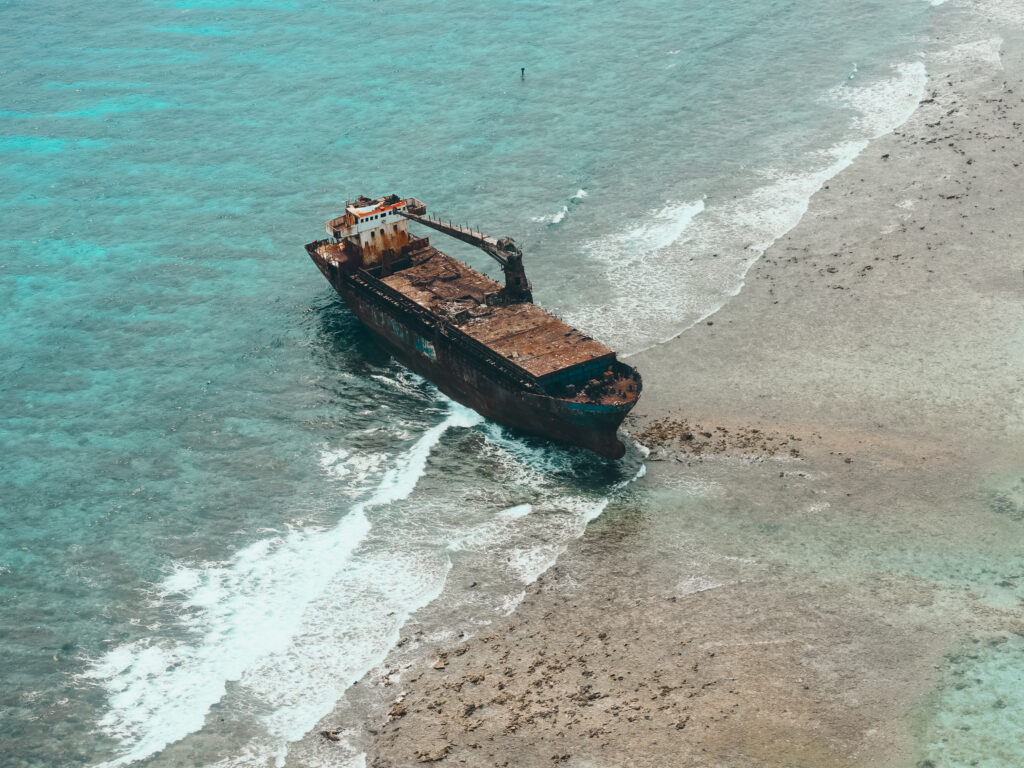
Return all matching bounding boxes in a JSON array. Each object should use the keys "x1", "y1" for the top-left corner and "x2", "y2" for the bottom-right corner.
[
  {"x1": 920, "y1": 634, "x2": 1024, "y2": 768},
  {"x1": 0, "y1": 0, "x2": 968, "y2": 765}
]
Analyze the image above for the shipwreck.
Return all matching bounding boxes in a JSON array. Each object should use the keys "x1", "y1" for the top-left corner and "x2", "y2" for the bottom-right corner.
[{"x1": 305, "y1": 195, "x2": 641, "y2": 458}]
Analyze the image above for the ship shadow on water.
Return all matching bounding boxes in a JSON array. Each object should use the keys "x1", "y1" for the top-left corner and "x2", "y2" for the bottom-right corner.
[
  {"x1": 301, "y1": 295, "x2": 452, "y2": 438},
  {"x1": 310, "y1": 294, "x2": 395, "y2": 374}
]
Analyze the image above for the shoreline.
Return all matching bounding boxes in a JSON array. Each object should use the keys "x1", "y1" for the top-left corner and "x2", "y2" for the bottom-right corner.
[{"x1": 308, "y1": 3, "x2": 1024, "y2": 765}]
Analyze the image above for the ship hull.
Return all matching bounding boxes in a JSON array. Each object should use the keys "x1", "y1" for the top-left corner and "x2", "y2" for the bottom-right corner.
[{"x1": 311, "y1": 253, "x2": 634, "y2": 458}]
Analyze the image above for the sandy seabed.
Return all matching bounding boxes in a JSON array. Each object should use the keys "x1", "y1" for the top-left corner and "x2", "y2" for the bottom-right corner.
[{"x1": 302, "y1": 2, "x2": 1024, "y2": 765}]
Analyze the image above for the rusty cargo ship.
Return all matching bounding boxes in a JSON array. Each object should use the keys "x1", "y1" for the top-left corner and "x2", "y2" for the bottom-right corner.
[{"x1": 305, "y1": 195, "x2": 641, "y2": 458}]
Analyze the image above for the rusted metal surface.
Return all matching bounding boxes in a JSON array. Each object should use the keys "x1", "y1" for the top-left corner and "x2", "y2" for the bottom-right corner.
[
  {"x1": 399, "y1": 211, "x2": 533, "y2": 303},
  {"x1": 468, "y1": 306, "x2": 613, "y2": 381},
  {"x1": 382, "y1": 248, "x2": 500, "y2": 307},
  {"x1": 306, "y1": 195, "x2": 642, "y2": 459},
  {"x1": 381, "y1": 250, "x2": 614, "y2": 380},
  {"x1": 308, "y1": 239, "x2": 545, "y2": 393}
]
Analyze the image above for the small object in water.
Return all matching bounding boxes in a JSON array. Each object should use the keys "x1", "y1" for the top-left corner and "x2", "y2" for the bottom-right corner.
[{"x1": 521, "y1": 67, "x2": 525, "y2": 79}]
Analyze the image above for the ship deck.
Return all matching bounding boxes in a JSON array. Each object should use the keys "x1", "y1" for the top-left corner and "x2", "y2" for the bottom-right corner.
[{"x1": 380, "y1": 249, "x2": 614, "y2": 380}]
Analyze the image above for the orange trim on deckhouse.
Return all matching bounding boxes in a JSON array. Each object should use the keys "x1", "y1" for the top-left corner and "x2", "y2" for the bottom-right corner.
[{"x1": 354, "y1": 202, "x2": 406, "y2": 218}]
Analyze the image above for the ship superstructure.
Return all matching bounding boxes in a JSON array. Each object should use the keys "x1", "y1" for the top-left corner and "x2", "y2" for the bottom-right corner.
[{"x1": 306, "y1": 194, "x2": 641, "y2": 458}]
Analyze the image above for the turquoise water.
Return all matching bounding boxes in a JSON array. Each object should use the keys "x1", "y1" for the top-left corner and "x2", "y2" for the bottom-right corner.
[
  {"x1": 0, "y1": 1, "x2": 955, "y2": 766},
  {"x1": 919, "y1": 634, "x2": 1024, "y2": 768}
]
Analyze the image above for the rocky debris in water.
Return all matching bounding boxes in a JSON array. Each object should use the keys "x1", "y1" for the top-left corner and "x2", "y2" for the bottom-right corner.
[
  {"x1": 415, "y1": 743, "x2": 451, "y2": 762},
  {"x1": 987, "y1": 478, "x2": 1024, "y2": 522},
  {"x1": 377, "y1": 666, "x2": 399, "y2": 686},
  {"x1": 635, "y1": 418, "x2": 812, "y2": 460}
]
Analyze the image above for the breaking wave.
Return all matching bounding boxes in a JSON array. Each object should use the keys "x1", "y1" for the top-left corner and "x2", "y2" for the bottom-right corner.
[
  {"x1": 532, "y1": 204, "x2": 569, "y2": 225},
  {"x1": 84, "y1": 406, "x2": 482, "y2": 767},
  {"x1": 84, "y1": 401, "x2": 647, "y2": 768},
  {"x1": 531, "y1": 189, "x2": 588, "y2": 225},
  {"x1": 568, "y1": 60, "x2": 927, "y2": 353}
]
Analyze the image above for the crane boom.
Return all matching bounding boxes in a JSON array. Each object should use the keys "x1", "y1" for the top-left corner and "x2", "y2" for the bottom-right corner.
[{"x1": 399, "y1": 209, "x2": 533, "y2": 303}]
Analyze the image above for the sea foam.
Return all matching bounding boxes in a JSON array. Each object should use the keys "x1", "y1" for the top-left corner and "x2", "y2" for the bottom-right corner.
[
  {"x1": 531, "y1": 189, "x2": 588, "y2": 225},
  {"x1": 570, "y1": 60, "x2": 927, "y2": 354},
  {"x1": 88, "y1": 402, "x2": 645, "y2": 768},
  {"x1": 531, "y1": 205, "x2": 569, "y2": 225},
  {"x1": 450, "y1": 425, "x2": 646, "y2": 591},
  {"x1": 933, "y1": 37, "x2": 1004, "y2": 70},
  {"x1": 85, "y1": 405, "x2": 481, "y2": 767},
  {"x1": 833, "y1": 61, "x2": 927, "y2": 137}
]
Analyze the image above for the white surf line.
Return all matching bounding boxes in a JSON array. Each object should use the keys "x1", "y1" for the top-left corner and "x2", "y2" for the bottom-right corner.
[
  {"x1": 621, "y1": 143, "x2": 868, "y2": 358},
  {"x1": 487, "y1": 426, "x2": 647, "y2": 584},
  {"x1": 565, "y1": 196, "x2": 708, "y2": 351},
  {"x1": 85, "y1": 405, "x2": 481, "y2": 768},
  {"x1": 341, "y1": 432, "x2": 648, "y2": 768},
  {"x1": 499, "y1": 453, "x2": 647, "y2": 613},
  {"x1": 623, "y1": 60, "x2": 928, "y2": 359}
]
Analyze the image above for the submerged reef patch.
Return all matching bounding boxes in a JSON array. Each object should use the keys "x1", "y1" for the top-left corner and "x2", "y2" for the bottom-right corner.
[{"x1": 917, "y1": 635, "x2": 1024, "y2": 768}]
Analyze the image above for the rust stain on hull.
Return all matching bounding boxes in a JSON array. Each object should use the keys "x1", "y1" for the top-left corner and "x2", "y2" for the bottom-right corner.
[{"x1": 305, "y1": 195, "x2": 641, "y2": 459}]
